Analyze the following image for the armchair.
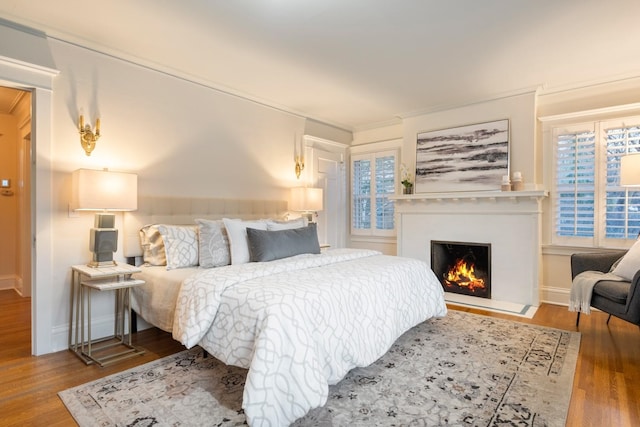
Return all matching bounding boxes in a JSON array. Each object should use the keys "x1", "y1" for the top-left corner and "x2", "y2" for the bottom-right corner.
[{"x1": 571, "y1": 250, "x2": 640, "y2": 327}]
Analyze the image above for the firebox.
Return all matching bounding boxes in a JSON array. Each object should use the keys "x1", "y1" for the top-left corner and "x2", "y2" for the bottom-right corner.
[{"x1": 431, "y1": 240, "x2": 491, "y2": 299}]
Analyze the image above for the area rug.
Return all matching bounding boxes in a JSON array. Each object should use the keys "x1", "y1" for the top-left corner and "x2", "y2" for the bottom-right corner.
[{"x1": 59, "y1": 310, "x2": 580, "y2": 426}]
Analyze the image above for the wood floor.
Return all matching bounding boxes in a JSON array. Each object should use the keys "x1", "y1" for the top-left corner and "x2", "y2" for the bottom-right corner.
[{"x1": 0, "y1": 289, "x2": 638, "y2": 426}]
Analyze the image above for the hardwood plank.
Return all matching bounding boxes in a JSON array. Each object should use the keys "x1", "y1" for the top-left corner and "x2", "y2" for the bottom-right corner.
[{"x1": 1, "y1": 289, "x2": 639, "y2": 426}]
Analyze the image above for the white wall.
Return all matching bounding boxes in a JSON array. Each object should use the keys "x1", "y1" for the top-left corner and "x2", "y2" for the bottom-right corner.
[
  {"x1": 0, "y1": 22, "x2": 353, "y2": 353},
  {"x1": 48, "y1": 39, "x2": 353, "y2": 351},
  {"x1": 351, "y1": 93, "x2": 539, "y2": 259},
  {"x1": 401, "y1": 91, "x2": 539, "y2": 189},
  {"x1": 537, "y1": 78, "x2": 640, "y2": 305}
]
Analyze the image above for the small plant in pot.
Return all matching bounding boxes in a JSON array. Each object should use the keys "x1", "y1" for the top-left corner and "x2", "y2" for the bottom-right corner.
[{"x1": 400, "y1": 164, "x2": 414, "y2": 194}]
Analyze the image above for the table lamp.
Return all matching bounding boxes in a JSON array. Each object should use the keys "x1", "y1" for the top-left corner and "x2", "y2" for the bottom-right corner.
[
  {"x1": 290, "y1": 187, "x2": 323, "y2": 223},
  {"x1": 71, "y1": 168, "x2": 138, "y2": 267},
  {"x1": 620, "y1": 153, "x2": 640, "y2": 186}
]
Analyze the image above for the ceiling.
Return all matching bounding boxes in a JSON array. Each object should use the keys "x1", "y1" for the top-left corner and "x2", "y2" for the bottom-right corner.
[{"x1": 1, "y1": 0, "x2": 640, "y2": 131}]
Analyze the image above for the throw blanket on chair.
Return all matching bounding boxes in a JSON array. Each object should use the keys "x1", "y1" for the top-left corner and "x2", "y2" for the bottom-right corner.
[{"x1": 569, "y1": 271, "x2": 625, "y2": 314}]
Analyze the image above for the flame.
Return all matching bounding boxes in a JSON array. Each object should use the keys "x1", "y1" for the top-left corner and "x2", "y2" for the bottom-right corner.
[{"x1": 444, "y1": 258, "x2": 486, "y2": 291}]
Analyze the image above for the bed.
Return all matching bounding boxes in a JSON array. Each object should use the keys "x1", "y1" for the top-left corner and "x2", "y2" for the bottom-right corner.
[{"x1": 124, "y1": 196, "x2": 448, "y2": 426}]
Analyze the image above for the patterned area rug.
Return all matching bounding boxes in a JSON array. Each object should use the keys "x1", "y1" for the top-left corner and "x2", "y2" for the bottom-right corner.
[{"x1": 59, "y1": 311, "x2": 580, "y2": 426}]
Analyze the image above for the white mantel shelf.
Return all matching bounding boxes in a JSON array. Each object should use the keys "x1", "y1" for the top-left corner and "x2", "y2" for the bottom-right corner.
[{"x1": 390, "y1": 190, "x2": 548, "y2": 203}]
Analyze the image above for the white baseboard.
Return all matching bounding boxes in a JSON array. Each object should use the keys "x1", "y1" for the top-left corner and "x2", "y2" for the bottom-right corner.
[
  {"x1": 540, "y1": 286, "x2": 570, "y2": 307},
  {"x1": 51, "y1": 313, "x2": 129, "y2": 354}
]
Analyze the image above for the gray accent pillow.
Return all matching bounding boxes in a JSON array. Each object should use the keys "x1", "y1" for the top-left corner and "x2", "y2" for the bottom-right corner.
[
  {"x1": 195, "y1": 219, "x2": 231, "y2": 268},
  {"x1": 247, "y1": 223, "x2": 320, "y2": 262}
]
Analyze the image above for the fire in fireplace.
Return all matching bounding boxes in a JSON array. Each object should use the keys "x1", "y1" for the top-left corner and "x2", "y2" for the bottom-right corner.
[{"x1": 431, "y1": 240, "x2": 491, "y2": 299}]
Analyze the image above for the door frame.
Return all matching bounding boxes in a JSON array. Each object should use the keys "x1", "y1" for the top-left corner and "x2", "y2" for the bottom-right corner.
[
  {"x1": 0, "y1": 57, "x2": 58, "y2": 355},
  {"x1": 303, "y1": 135, "x2": 348, "y2": 248}
]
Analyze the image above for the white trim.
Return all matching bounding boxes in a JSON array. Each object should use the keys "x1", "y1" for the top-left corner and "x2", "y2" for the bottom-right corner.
[
  {"x1": 539, "y1": 102, "x2": 640, "y2": 123},
  {"x1": 397, "y1": 85, "x2": 540, "y2": 119},
  {"x1": 540, "y1": 286, "x2": 571, "y2": 307},
  {"x1": 350, "y1": 138, "x2": 402, "y2": 154},
  {"x1": 0, "y1": 54, "x2": 58, "y2": 356},
  {"x1": 304, "y1": 134, "x2": 349, "y2": 151}
]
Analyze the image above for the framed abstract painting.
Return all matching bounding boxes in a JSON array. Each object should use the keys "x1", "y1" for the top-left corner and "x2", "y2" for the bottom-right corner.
[{"x1": 415, "y1": 119, "x2": 509, "y2": 193}]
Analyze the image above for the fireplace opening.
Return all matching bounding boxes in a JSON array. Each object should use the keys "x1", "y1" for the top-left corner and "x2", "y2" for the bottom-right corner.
[{"x1": 431, "y1": 240, "x2": 491, "y2": 299}]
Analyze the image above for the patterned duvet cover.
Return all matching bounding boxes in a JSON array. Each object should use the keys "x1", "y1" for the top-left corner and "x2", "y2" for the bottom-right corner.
[{"x1": 172, "y1": 248, "x2": 447, "y2": 426}]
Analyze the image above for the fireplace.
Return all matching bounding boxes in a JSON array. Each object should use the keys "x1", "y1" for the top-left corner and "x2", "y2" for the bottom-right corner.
[{"x1": 431, "y1": 240, "x2": 491, "y2": 299}]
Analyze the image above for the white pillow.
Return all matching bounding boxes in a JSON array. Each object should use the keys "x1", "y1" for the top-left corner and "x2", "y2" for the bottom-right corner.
[
  {"x1": 195, "y1": 219, "x2": 230, "y2": 268},
  {"x1": 266, "y1": 217, "x2": 308, "y2": 231},
  {"x1": 612, "y1": 238, "x2": 640, "y2": 280},
  {"x1": 156, "y1": 225, "x2": 199, "y2": 270},
  {"x1": 222, "y1": 218, "x2": 268, "y2": 265}
]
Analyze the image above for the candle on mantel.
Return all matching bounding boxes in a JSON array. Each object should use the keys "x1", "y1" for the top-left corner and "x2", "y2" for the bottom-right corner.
[
  {"x1": 512, "y1": 171, "x2": 524, "y2": 191},
  {"x1": 501, "y1": 175, "x2": 511, "y2": 191}
]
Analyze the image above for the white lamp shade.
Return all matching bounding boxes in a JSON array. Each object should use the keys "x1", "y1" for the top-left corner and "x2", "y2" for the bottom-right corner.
[
  {"x1": 290, "y1": 187, "x2": 323, "y2": 212},
  {"x1": 72, "y1": 169, "x2": 138, "y2": 211},
  {"x1": 621, "y1": 154, "x2": 640, "y2": 186}
]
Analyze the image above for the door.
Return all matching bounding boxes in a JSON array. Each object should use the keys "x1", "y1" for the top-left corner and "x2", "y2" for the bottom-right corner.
[{"x1": 305, "y1": 137, "x2": 347, "y2": 248}]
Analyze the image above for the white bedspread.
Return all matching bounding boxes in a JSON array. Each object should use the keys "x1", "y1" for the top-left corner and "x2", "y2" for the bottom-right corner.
[{"x1": 173, "y1": 248, "x2": 447, "y2": 426}]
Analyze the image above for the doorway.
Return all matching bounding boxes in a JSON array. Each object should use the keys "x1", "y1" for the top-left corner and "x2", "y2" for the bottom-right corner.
[
  {"x1": 305, "y1": 136, "x2": 348, "y2": 248},
  {"x1": 0, "y1": 86, "x2": 32, "y2": 355}
]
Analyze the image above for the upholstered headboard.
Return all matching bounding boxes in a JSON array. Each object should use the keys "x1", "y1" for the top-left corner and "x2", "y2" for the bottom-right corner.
[{"x1": 123, "y1": 196, "x2": 289, "y2": 258}]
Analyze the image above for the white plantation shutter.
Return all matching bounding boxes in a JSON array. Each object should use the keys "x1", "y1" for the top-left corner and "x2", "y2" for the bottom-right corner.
[
  {"x1": 551, "y1": 116, "x2": 640, "y2": 247},
  {"x1": 352, "y1": 158, "x2": 371, "y2": 231},
  {"x1": 554, "y1": 128, "x2": 596, "y2": 241},
  {"x1": 375, "y1": 155, "x2": 395, "y2": 230},
  {"x1": 603, "y1": 123, "x2": 640, "y2": 241},
  {"x1": 351, "y1": 150, "x2": 397, "y2": 236}
]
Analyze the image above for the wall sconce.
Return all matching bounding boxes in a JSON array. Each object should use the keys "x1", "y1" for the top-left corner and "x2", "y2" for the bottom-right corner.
[
  {"x1": 293, "y1": 133, "x2": 305, "y2": 179},
  {"x1": 79, "y1": 115, "x2": 101, "y2": 156}
]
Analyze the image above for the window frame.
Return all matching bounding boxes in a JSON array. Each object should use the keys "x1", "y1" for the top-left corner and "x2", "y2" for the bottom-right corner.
[
  {"x1": 350, "y1": 149, "x2": 398, "y2": 237},
  {"x1": 549, "y1": 114, "x2": 640, "y2": 248}
]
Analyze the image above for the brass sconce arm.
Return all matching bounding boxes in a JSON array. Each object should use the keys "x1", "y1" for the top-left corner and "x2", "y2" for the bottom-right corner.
[
  {"x1": 79, "y1": 115, "x2": 101, "y2": 156},
  {"x1": 295, "y1": 155, "x2": 305, "y2": 179},
  {"x1": 294, "y1": 133, "x2": 305, "y2": 179}
]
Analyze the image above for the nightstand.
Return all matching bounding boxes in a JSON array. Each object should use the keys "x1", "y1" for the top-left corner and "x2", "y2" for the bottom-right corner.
[{"x1": 69, "y1": 263, "x2": 146, "y2": 366}]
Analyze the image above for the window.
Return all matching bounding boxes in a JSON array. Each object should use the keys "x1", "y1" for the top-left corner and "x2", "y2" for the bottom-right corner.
[
  {"x1": 351, "y1": 150, "x2": 396, "y2": 236},
  {"x1": 552, "y1": 117, "x2": 640, "y2": 247}
]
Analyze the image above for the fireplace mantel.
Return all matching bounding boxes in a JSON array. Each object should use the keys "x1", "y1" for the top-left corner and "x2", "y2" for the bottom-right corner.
[
  {"x1": 390, "y1": 189, "x2": 547, "y2": 203},
  {"x1": 393, "y1": 189, "x2": 548, "y2": 308}
]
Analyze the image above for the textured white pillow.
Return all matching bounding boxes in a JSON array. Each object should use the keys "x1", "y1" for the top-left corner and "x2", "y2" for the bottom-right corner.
[
  {"x1": 612, "y1": 238, "x2": 640, "y2": 280},
  {"x1": 222, "y1": 218, "x2": 268, "y2": 265},
  {"x1": 139, "y1": 224, "x2": 167, "y2": 266},
  {"x1": 156, "y1": 225, "x2": 199, "y2": 270},
  {"x1": 266, "y1": 217, "x2": 308, "y2": 231},
  {"x1": 195, "y1": 218, "x2": 230, "y2": 268}
]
